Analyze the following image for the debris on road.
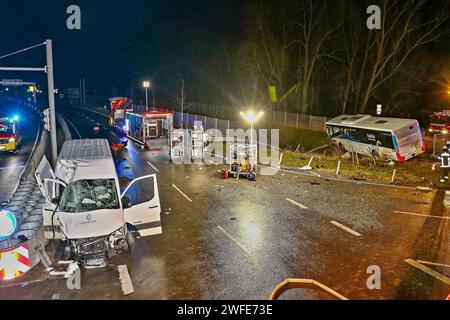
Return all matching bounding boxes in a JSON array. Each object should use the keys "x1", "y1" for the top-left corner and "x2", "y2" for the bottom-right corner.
[
  {"x1": 118, "y1": 265, "x2": 134, "y2": 296},
  {"x1": 416, "y1": 186, "x2": 433, "y2": 192},
  {"x1": 351, "y1": 173, "x2": 366, "y2": 181}
]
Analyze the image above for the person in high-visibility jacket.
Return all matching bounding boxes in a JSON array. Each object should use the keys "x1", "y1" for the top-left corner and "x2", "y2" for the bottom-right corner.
[{"x1": 439, "y1": 146, "x2": 450, "y2": 183}]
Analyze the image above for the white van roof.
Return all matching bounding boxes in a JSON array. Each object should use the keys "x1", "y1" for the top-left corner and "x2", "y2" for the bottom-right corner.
[
  {"x1": 57, "y1": 139, "x2": 116, "y2": 181},
  {"x1": 326, "y1": 115, "x2": 419, "y2": 132}
]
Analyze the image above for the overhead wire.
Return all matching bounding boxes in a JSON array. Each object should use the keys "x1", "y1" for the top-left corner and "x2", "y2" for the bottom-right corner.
[{"x1": 0, "y1": 42, "x2": 46, "y2": 61}]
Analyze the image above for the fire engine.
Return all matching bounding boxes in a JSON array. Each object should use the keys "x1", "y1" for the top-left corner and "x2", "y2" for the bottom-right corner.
[
  {"x1": 108, "y1": 97, "x2": 133, "y2": 145},
  {"x1": 428, "y1": 111, "x2": 450, "y2": 134},
  {"x1": 0, "y1": 115, "x2": 22, "y2": 152}
]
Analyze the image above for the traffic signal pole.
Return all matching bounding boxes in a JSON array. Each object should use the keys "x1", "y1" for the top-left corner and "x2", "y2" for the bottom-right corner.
[{"x1": 46, "y1": 40, "x2": 58, "y2": 165}]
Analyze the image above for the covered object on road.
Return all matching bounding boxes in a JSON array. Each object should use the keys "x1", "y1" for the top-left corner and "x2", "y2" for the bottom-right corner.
[{"x1": 125, "y1": 110, "x2": 174, "y2": 151}]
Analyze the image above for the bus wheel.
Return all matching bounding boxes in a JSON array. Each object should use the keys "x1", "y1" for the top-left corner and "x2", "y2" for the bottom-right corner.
[{"x1": 333, "y1": 144, "x2": 344, "y2": 157}]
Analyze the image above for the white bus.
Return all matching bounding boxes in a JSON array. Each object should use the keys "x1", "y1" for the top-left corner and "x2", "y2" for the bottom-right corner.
[{"x1": 326, "y1": 115, "x2": 425, "y2": 162}]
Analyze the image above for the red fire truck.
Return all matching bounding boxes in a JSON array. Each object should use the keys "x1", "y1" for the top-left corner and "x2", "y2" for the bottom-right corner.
[
  {"x1": 108, "y1": 97, "x2": 133, "y2": 145},
  {"x1": 428, "y1": 111, "x2": 450, "y2": 134},
  {"x1": 0, "y1": 115, "x2": 22, "y2": 153},
  {"x1": 125, "y1": 110, "x2": 174, "y2": 151}
]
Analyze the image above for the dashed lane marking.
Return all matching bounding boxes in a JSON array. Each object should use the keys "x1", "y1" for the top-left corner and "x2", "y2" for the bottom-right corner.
[
  {"x1": 286, "y1": 198, "x2": 308, "y2": 210},
  {"x1": 404, "y1": 259, "x2": 450, "y2": 285},
  {"x1": 393, "y1": 211, "x2": 450, "y2": 220},
  {"x1": 217, "y1": 226, "x2": 256, "y2": 264},
  {"x1": 146, "y1": 161, "x2": 159, "y2": 173},
  {"x1": 330, "y1": 221, "x2": 362, "y2": 237},
  {"x1": 172, "y1": 184, "x2": 192, "y2": 202}
]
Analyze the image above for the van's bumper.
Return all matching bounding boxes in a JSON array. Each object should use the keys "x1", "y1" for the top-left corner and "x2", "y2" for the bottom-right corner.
[{"x1": 0, "y1": 142, "x2": 16, "y2": 152}]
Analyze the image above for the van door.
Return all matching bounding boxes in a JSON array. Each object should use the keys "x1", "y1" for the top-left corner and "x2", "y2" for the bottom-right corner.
[
  {"x1": 121, "y1": 174, "x2": 162, "y2": 237},
  {"x1": 35, "y1": 155, "x2": 56, "y2": 204}
]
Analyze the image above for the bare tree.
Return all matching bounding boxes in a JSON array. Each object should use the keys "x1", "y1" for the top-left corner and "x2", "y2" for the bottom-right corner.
[
  {"x1": 349, "y1": 0, "x2": 448, "y2": 114},
  {"x1": 290, "y1": 0, "x2": 341, "y2": 114}
]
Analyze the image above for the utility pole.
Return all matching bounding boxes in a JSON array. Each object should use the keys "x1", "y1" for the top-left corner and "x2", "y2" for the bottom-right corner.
[
  {"x1": 181, "y1": 78, "x2": 185, "y2": 129},
  {"x1": 152, "y1": 86, "x2": 155, "y2": 109},
  {"x1": 46, "y1": 40, "x2": 58, "y2": 165}
]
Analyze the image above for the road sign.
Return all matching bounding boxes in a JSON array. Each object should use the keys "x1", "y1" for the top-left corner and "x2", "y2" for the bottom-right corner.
[
  {"x1": 1, "y1": 79, "x2": 23, "y2": 86},
  {"x1": 376, "y1": 104, "x2": 382, "y2": 115}
]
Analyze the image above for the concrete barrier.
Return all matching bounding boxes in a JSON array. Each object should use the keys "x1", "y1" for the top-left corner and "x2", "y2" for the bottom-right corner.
[{"x1": 56, "y1": 113, "x2": 72, "y2": 141}]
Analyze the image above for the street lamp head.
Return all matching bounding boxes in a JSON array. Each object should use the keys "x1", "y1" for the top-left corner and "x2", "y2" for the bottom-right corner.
[
  {"x1": 143, "y1": 81, "x2": 150, "y2": 88},
  {"x1": 240, "y1": 110, "x2": 264, "y2": 123}
]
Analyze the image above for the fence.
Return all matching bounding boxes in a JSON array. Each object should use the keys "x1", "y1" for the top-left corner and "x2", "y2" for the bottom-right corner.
[
  {"x1": 272, "y1": 111, "x2": 330, "y2": 132},
  {"x1": 132, "y1": 103, "x2": 330, "y2": 132}
]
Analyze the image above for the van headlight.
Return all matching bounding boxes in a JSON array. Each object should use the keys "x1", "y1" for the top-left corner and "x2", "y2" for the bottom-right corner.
[
  {"x1": 8, "y1": 137, "x2": 15, "y2": 143},
  {"x1": 110, "y1": 227, "x2": 125, "y2": 241}
]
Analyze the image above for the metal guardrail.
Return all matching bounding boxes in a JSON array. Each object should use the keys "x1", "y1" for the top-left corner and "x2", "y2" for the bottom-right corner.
[{"x1": 269, "y1": 279, "x2": 349, "y2": 300}]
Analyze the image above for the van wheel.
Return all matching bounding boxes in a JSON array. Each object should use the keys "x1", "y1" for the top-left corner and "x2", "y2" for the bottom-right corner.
[{"x1": 125, "y1": 232, "x2": 135, "y2": 253}]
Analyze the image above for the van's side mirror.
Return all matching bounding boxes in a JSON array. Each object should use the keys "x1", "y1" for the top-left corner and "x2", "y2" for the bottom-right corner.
[{"x1": 122, "y1": 196, "x2": 132, "y2": 209}]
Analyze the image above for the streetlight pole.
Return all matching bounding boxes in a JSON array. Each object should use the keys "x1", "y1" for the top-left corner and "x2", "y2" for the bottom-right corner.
[{"x1": 145, "y1": 87, "x2": 148, "y2": 111}]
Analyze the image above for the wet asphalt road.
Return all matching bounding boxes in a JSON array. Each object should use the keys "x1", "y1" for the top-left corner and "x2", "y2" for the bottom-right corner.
[
  {"x1": 0, "y1": 105, "x2": 448, "y2": 300},
  {"x1": 0, "y1": 108, "x2": 39, "y2": 203}
]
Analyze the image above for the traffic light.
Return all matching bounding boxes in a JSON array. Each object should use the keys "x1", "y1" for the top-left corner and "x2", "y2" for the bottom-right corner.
[{"x1": 43, "y1": 108, "x2": 51, "y2": 132}]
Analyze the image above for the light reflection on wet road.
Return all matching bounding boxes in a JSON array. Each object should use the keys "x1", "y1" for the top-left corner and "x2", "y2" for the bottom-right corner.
[{"x1": 0, "y1": 105, "x2": 448, "y2": 300}]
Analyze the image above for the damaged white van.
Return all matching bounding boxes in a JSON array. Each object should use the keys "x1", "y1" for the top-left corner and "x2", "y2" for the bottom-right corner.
[{"x1": 35, "y1": 139, "x2": 161, "y2": 268}]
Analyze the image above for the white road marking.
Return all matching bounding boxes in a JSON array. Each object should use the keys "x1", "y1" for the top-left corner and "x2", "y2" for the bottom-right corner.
[
  {"x1": 146, "y1": 161, "x2": 159, "y2": 173},
  {"x1": 404, "y1": 259, "x2": 450, "y2": 285},
  {"x1": 330, "y1": 221, "x2": 362, "y2": 237},
  {"x1": 286, "y1": 198, "x2": 308, "y2": 209},
  {"x1": 393, "y1": 211, "x2": 450, "y2": 220},
  {"x1": 257, "y1": 184, "x2": 269, "y2": 190},
  {"x1": 172, "y1": 184, "x2": 192, "y2": 202},
  {"x1": 416, "y1": 260, "x2": 450, "y2": 269},
  {"x1": 217, "y1": 226, "x2": 256, "y2": 264}
]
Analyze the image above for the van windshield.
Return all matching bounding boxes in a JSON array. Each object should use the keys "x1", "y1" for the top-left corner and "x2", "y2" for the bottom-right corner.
[{"x1": 59, "y1": 179, "x2": 120, "y2": 213}]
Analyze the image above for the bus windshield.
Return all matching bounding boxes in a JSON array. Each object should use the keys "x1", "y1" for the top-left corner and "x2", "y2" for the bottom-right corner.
[{"x1": 59, "y1": 179, "x2": 120, "y2": 213}]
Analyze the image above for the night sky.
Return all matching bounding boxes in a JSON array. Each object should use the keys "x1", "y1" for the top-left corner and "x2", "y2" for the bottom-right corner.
[
  {"x1": 0, "y1": 0, "x2": 243, "y2": 101},
  {"x1": 1, "y1": 0, "x2": 449, "y2": 109}
]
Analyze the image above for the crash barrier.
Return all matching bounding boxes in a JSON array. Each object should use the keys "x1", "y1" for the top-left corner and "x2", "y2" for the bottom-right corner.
[
  {"x1": 22, "y1": 130, "x2": 49, "y2": 181},
  {"x1": 56, "y1": 114, "x2": 73, "y2": 141},
  {"x1": 432, "y1": 133, "x2": 450, "y2": 159},
  {"x1": 269, "y1": 278, "x2": 348, "y2": 300},
  {"x1": 0, "y1": 112, "x2": 74, "y2": 280}
]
